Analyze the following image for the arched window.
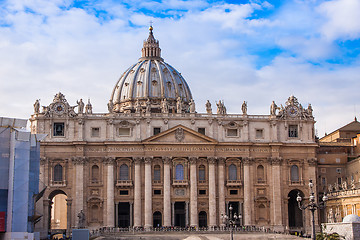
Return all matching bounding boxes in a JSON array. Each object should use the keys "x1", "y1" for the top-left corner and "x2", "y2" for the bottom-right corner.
[
  {"x1": 154, "y1": 165, "x2": 161, "y2": 181},
  {"x1": 198, "y1": 165, "x2": 205, "y2": 181},
  {"x1": 119, "y1": 164, "x2": 129, "y2": 180},
  {"x1": 229, "y1": 164, "x2": 237, "y2": 180},
  {"x1": 175, "y1": 164, "x2": 184, "y2": 180},
  {"x1": 291, "y1": 165, "x2": 299, "y2": 182},
  {"x1": 91, "y1": 165, "x2": 99, "y2": 182},
  {"x1": 257, "y1": 165, "x2": 265, "y2": 183},
  {"x1": 54, "y1": 164, "x2": 63, "y2": 182}
]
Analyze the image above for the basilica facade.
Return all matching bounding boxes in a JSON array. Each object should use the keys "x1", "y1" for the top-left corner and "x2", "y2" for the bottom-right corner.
[{"x1": 31, "y1": 27, "x2": 318, "y2": 238}]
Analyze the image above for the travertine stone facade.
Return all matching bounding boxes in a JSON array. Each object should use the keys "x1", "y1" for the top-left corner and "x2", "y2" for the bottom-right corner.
[{"x1": 31, "y1": 27, "x2": 318, "y2": 238}]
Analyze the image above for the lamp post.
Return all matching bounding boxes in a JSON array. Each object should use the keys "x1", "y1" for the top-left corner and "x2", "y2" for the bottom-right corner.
[
  {"x1": 221, "y1": 205, "x2": 240, "y2": 240},
  {"x1": 296, "y1": 179, "x2": 328, "y2": 240}
]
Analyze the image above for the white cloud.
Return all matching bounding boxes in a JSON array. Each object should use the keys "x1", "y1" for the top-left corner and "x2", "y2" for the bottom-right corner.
[{"x1": 318, "y1": 0, "x2": 360, "y2": 41}]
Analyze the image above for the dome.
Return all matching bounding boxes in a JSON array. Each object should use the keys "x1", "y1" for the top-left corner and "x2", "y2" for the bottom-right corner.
[
  {"x1": 342, "y1": 214, "x2": 360, "y2": 223},
  {"x1": 109, "y1": 26, "x2": 193, "y2": 113}
]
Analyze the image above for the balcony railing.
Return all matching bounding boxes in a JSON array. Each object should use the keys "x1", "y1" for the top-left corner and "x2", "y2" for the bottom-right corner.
[
  {"x1": 226, "y1": 180, "x2": 242, "y2": 187},
  {"x1": 50, "y1": 180, "x2": 66, "y2": 187},
  {"x1": 172, "y1": 180, "x2": 188, "y2": 186},
  {"x1": 116, "y1": 180, "x2": 133, "y2": 187}
]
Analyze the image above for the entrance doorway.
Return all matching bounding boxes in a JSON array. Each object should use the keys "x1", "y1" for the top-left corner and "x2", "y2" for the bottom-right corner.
[
  {"x1": 174, "y1": 202, "x2": 186, "y2": 227},
  {"x1": 229, "y1": 202, "x2": 240, "y2": 225},
  {"x1": 118, "y1": 202, "x2": 130, "y2": 228},
  {"x1": 288, "y1": 190, "x2": 303, "y2": 228},
  {"x1": 49, "y1": 190, "x2": 67, "y2": 231},
  {"x1": 199, "y1": 211, "x2": 207, "y2": 228},
  {"x1": 153, "y1": 211, "x2": 162, "y2": 228}
]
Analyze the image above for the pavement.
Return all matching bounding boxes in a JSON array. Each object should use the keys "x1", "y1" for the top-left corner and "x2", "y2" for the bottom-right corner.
[{"x1": 93, "y1": 232, "x2": 306, "y2": 240}]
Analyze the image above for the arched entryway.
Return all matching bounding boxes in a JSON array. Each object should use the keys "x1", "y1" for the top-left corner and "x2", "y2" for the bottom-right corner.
[
  {"x1": 199, "y1": 211, "x2": 207, "y2": 228},
  {"x1": 288, "y1": 190, "x2": 304, "y2": 229},
  {"x1": 49, "y1": 190, "x2": 67, "y2": 230},
  {"x1": 153, "y1": 211, "x2": 162, "y2": 228}
]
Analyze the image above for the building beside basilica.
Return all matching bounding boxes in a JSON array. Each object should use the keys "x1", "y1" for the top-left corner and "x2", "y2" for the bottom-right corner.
[{"x1": 31, "y1": 27, "x2": 319, "y2": 238}]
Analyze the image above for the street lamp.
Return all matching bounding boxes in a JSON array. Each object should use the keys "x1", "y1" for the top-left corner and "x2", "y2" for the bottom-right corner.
[
  {"x1": 296, "y1": 179, "x2": 328, "y2": 240},
  {"x1": 221, "y1": 205, "x2": 240, "y2": 240}
]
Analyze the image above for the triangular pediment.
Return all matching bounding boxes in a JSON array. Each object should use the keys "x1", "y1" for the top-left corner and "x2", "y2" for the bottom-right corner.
[{"x1": 143, "y1": 125, "x2": 217, "y2": 144}]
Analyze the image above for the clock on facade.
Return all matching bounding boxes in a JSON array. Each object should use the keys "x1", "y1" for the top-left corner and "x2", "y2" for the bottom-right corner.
[
  {"x1": 53, "y1": 102, "x2": 66, "y2": 115},
  {"x1": 287, "y1": 106, "x2": 299, "y2": 117}
]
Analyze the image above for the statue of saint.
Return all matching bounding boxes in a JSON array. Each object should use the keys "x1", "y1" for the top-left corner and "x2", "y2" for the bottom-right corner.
[
  {"x1": 162, "y1": 98, "x2": 169, "y2": 113},
  {"x1": 77, "y1": 99, "x2": 84, "y2": 114},
  {"x1": 85, "y1": 99, "x2": 92, "y2": 114},
  {"x1": 241, "y1": 101, "x2": 247, "y2": 115},
  {"x1": 135, "y1": 99, "x2": 141, "y2": 113},
  {"x1": 145, "y1": 98, "x2": 151, "y2": 113},
  {"x1": 342, "y1": 181, "x2": 348, "y2": 190},
  {"x1": 176, "y1": 97, "x2": 182, "y2": 114},
  {"x1": 307, "y1": 104, "x2": 313, "y2": 116},
  {"x1": 107, "y1": 100, "x2": 113, "y2": 113},
  {"x1": 205, "y1": 100, "x2": 212, "y2": 114},
  {"x1": 216, "y1": 100, "x2": 226, "y2": 114},
  {"x1": 77, "y1": 210, "x2": 85, "y2": 228},
  {"x1": 328, "y1": 208, "x2": 334, "y2": 223},
  {"x1": 270, "y1": 101, "x2": 278, "y2": 115},
  {"x1": 189, "y1": 99, "x2": 195, "y2": 113},
  {"x1": 34, "y1": 99, "x2": 40, "y2": 114}
]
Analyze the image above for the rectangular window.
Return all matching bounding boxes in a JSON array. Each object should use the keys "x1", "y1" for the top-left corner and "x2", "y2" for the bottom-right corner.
[
  {"x1": 320, "y1": 158, "x2": 325, "y2": 163},
  {"x1": 53, "y1": 123, "x2": 64, "y2": 136},
  {"x1": 199, "y1": 189, "x2": 206, "y2": 195},
  {"x1": 227, "y1": 129, "x2": 238, "y2": 137},
  {"x1": 336, "y1": 158, "x2": 340, "y2": 163},
  {"x1": 230, "y1": 190, "x2": 238, "y2": 195},
  {"x1": 119, "y1": 190, "x2": 128, "y2": 195},
  {"x1": 321, "y1": 177, "x2": 326, "y2": 186},
  {"x1": 91, "y1": 127, "x2": 100, "y2": 137},
  {"x1": 198, "y1": 128, "x2": 206, "y2": 135},
  {"x1": 255, "y1": 129, "x2": 263, "y2": 139},
  {"x1": 153, "y1": 127, "x2": 161, "y2": 135},
  {"x1": 119, "y1": 128, "x2": 130, "y2": 136},
  {"x1": 289, "y1": 125, "x2": 298, "y2": 138},
  {"x1": 154, "y1": 189, "x2": 161, "y2": 195}
]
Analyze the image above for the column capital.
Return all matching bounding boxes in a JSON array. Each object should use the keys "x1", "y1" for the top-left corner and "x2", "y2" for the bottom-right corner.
[
  {"x1": 102, "y1": 157, "x2": 115, "y2": 165},
  {"x1": 307, "y1": 158, "x2": 317, "y2": 166},
  {"x1": 40, "y1": 157, "x2": 47, "y2": 165},
  {"x1": 243, "y1": 157, "x2": 254, "y2": 165},
  {"x1": 207, "y1": 156, "x2": 217, "y2": 164},
  {"x1": 133, "y1": 157, "x2": 143, "y2": 164},
  {"x1": 144, "y1": 156, "x2": 153, "y2": 164},
  {"x1": 162, "y1": 156, "x2": 172, "y2": 164},
  {"x1": 72, "y1": 156, "x2": 88, "y2": 165},
  {"x1": 217, "y1": 157, "x2": 226, "y2": 164},
  {"x1": 66, "y1": 198, "x2": 73, "y2": 206},
  {"x1": 189, "y1": 156, "x2": 198, "y2": 164},
  {"x1": 268, "y1": 157, "x2": 282, "y2": 165}
]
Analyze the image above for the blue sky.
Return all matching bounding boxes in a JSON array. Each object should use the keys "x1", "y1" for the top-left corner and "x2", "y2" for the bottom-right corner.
[{"x1": 0, "y1": 0, "x2": 360, "y2": 137}]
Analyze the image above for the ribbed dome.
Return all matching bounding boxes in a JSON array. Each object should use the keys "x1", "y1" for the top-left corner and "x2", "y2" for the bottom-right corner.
[{"x1": 109, "y1": 26, "x2": 193, "y2": 114}]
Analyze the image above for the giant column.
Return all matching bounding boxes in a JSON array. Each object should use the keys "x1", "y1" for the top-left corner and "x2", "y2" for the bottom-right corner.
[
  {"x1": 208, "y1": 157, "x2": 217, "y2": 229},
  {"x1": 133, "y1": 157, "x2": 142, "y2": 228},
  {"x1": 243, "y1": 157, "x2": 253, "y2": 225},
  {"x1": 270, "y1": 157, "x2": 283, "y2": 231},
  {"x1": 189, "y1": 157, "x2": 198, "y2": 228},
  {"x1": 73, "y1": 157, "x2": 86, "y2": 228},
  {"x1": 218, "y1": 157, "x2": 226, "y2": 228},
  {"x1": 163, "y1": 157, "x2": 171, "y2": 227},
  {"x1": 144, "y1": 157, "x2": 153, "y2": 230},
  {"x1": 105, "y1": 157, "x2": 115, "y2": 227}
]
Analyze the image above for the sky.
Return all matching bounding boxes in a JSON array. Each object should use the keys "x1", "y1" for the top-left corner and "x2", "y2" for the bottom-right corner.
[{"x1": 0, "y1": 0, "x2": 360, "y2": 137}]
